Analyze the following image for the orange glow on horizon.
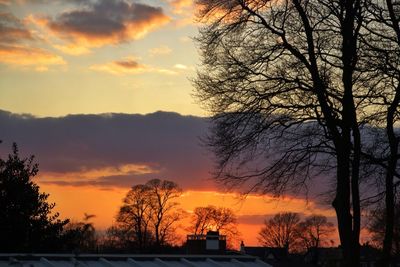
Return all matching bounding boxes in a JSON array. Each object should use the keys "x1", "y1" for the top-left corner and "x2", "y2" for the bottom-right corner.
[{"x1": 39, "y1": 183, "x2": 338, "y2": 247}]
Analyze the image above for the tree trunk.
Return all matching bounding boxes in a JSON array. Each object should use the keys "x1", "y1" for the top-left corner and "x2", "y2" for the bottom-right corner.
[
  {"x1": 155, "y1": 223, "x2": 160, "y2": 247},
  {"x1": 333, "y1": 145, "x2": 357, "y2": 267},
  {"x1": 382, "y1": 89, "x2": 400, "y2": 267},
  {"x1": 337, "y1": 0, "x2": 361, "y2": 265}
]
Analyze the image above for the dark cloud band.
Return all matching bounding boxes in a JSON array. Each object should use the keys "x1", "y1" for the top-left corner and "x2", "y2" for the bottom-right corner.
[{"x1": 0, "y1": 110, "x2": 214, "y2": 190}]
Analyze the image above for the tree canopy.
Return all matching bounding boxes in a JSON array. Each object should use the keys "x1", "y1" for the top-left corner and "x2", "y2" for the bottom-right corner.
[
  {"x1": 193, "y1": 0, "x2": 400, "y2": 265},
  {"x1": 258, "y1": 212, "x2": 300, "y2": 252},
  {"x1": 0, "y1": 143, "x2": 68, "y2": 252},
  {"x1": 258, "y1": 213, "x2": 335, "y2": 253},
  {"x1": 109, "y1": 179, "x2": 182, "y2": 252},
  {"x1": 188, "y1": 205, "x2": 239, "y2": 247}
]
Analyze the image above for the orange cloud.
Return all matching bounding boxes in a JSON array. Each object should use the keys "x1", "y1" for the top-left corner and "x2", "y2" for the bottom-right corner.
[
  {"x1": 36, "y1": 0, "x2": 170, "y2": 50},
  {"x1": 164, "y1": 0, "x2": 197, "y2": 26},
  {"x1": 168, "y1": 0, "x2": 194, "y2": 14},
  {"x1": 166, "y1": 0, "x2": 242, "y2": 27},
  {"x1": 0, "y1": 24, "x2": 33, "y2": 43},
  {"x1": 90, "y1": 58, "x2": 177, "y2": 76},
  {"x1": 0, "y1": 12, "x2": 65, "y2": 71},
  {"x1": 53, "y1": 43, "x2": 91, "y2": 55},
  {"x1": 0, "y1": 44, "x2": 65, "y2": 70},
  {"x1": 41, "y1": 163, "x2": 159, "y2": 181},
  {"x1": 196, "y1": 0, "x2": 280, "y2": 25},
  {"x1": 0, "y1": 12, "x2": 34, "y2": 43}
]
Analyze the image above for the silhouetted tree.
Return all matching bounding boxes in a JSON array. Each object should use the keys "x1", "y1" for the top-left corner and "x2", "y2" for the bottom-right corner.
[
  {"x1": 296, "y1": 215, "x2": 335, "y2": 251},
  {"x1": 102, "y1": 225, "x2": 143, "y2": 252},
  {"x1": 115, "y1": 184, "x2": 154, "y2": 250},
  {"x1": 359, "y1": 2, "x2": 400, "y2": 265},
  {"x1": 62, "y1": 213, "x2": 97, "y2": 252},
  {"x1": 258, "y1": 212, "x2": 300, "y2": 252},
  {"x1": 368, "y1": 202, "x2": 400, "y2": 257},
  {"x1": 189, "y1": 205, "x2": 239, "y2": 247},
  {"x1": 0, "y1": 143, "x2": 68, "y2": 252},
  {"x1": 194, "y1": 1, "x2": 366, "y2": 265},
  {"x1": 146, "y1": 179, "x2": 183, "y2": 247},
  {"x1": 190, "y1": 205, "x2": 238, "y2": 235},
  {"x1": 111, "y1": 179, "x2": 182, "y2": 251}
]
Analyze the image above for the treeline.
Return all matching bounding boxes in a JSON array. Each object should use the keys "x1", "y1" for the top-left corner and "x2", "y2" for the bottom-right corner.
[
  {"x1": 1, "y1": 143, "x2": 399, "y2": 254},
  {"x1": 0, "y1": 143, "x2": 239, "y2": 253},
  {"x1": 258, "y1": 212, "x2": 335, "y2": 253}
]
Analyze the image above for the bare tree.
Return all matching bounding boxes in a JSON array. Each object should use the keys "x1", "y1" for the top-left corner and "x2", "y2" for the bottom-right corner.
[
  {"x1": 296, "y1": 215, "x2": 335, "y2": 251},
  {"x1": 190, "y1": 206, "x2": 215, "y2": 235},
  {"x1": 359, "y1": 1, "x2": 400, "y2": 265},
  {"x1": 112, "y1": 179, "x2": 182, "y2": 251},
  {"x1": 368, "y1": 201, "x2": 400, "y2": 257},
  {"x1": 258, "y1": 212, "x2": 300, "y2": 252},
  {"x1": 188, "y1": 205, "x2": 239, "y2": 247},
  {"x1": 194, "y1": 0, "x2": 366, "y2": 265},
  {"x1": 116, "y1": 184, "x2": 153, "y2": 250},
  {"x1": 146, "y1": 179, "x2": 182, "y2": 247},
  {"x1": 190, "y1": 206, "x2": 238, "y2": 234}
]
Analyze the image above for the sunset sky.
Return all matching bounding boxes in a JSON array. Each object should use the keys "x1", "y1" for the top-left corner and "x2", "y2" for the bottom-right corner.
[{"x1": 0, "y1": 0, "x2": 342, "y2": 247}]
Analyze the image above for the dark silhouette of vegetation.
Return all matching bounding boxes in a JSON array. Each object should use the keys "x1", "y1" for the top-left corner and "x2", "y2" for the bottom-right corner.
[
  {"x1": 146, "y1": 179, "x2": 183, "y2": 247},
  {"x1": 114, "y1": 183, "x2": 154, "y2": 250},
  {"x1": 258, "y1": 212, "x2": 300, "y2": 252},
  {"x1": 358, "y1": 1, "x2": 400, "y2": 264},
  {"x1": 189, "y1": 205, "x2": 238, "y2": 235},
  {"x1": 193, "y1": 0, "x2": 400, "y2": 265},
  {"x1": 62, "y1": 213, "x2": 97, "y2": 252},
  {"x1": 107, "y1": 179, "x2": 182, "y2": 252},
  {"x1": 296, "y1": 215, "x2": 335, "y2": 251},
  {"x1": 0, "y1": 143, "x2": 69, "y2": 252},
  {"x1": 188, "y1": 205, "x2": 239, "y2": 247},
  {"x1": 258, "y1": 213, "x2": 335, "y2": 253},
  {"x1": 368, "y1": 202, "x2": 400, "y2": 257}
]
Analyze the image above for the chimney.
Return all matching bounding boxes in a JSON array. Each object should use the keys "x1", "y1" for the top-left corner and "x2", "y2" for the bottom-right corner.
[
  {"x1": 186, "y1": 231, "x2": 227, "y2": 254},
  {"x1": 240, "y1": 241, "x2": 245, "y2": 253},
  {"x1": 205, "y1": 231, "x2": 220, "y2": 250}
]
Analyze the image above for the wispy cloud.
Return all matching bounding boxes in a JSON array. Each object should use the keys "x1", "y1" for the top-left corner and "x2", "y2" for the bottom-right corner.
[
  {"x1": 165, "y1": 0, "x2": 198, "y2": 26},
  {"x1": 0, "y1": 12, "x2": 65, "y2": 70},
  {"x1": 174, "y1": 63, "x2": 190, "y2": 70},
  {"x1": 0, "y1": 44, "x2": 65, "y2": 70},
  {"x1": 0, "y1": 12, "x2": 34, "y2": 43},
  {"x1": 53, "y1": 43, "x2": 91, "y2": 55},
  {"x1": 90, "y1": 57, "x2": 177, "y2": 75},
  {"x1": 168, "y1": 0, "x2": 193, "y2": 14}
]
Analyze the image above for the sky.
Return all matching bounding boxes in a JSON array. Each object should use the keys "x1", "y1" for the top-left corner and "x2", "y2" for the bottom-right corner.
[
  {"x1": 0, "y1": 0, "x2": 342, "y2": 247},
  {"x1": 0, "y1": 0, "x2": 203, "y2": 117}
]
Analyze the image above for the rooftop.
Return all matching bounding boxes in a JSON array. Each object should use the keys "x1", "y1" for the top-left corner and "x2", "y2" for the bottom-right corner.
[{"x1": 0, "y1": 254, "x2": 271, "y2": 267}]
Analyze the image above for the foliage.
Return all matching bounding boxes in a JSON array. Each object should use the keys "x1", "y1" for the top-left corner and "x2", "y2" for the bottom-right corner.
[
  {"x1": 0, "y1": 143, "x2": 69, "y2": 252},
  {"x1": 62, "y1": 213, "x2": 97, "y2": 252}
]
